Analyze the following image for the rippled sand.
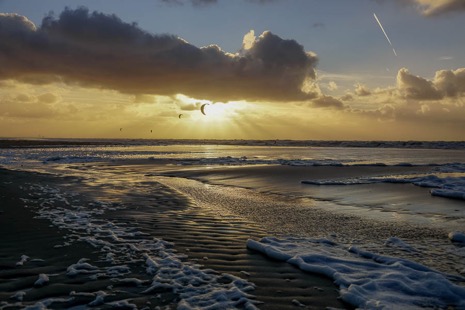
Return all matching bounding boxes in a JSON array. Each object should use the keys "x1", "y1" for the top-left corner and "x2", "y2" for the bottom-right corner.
[
  {"x1": 0, "y1": 167, "x2": 348, "y2": 309},
  {"x1": 2, "y1": 161, "x2": 464, "y2": 309}
]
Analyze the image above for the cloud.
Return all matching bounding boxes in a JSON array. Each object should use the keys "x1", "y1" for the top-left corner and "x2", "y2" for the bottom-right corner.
[
  {"x1": 0, "y1": 8, "x2": 318, "y2": 102},
  {"x1": 433, "y1": 68, "x2": 465, "y2": 97},
  {"x1": 396, "y1": 67, "x2": 465, "y2": 100},
  {"x1": 312, "y1": 95, "x2": 345, "y2": 109},
  {"x1": 0, "y1": 92, "x2": 61, "y2": 119},
  {"x1": 133, "y1": 94, "x2": 156, "y2": 103},
  {"x1": 341, "y1": 66, "x2": 465, "y2": 138},
  {"x1": 340, "y1": 93, "x2": 354, "y2": 101},
  {"x1": 327, "y1": 81, "x2": 338, "y2": 91},
  {"x1": 396, "y1": 68, "x2": 442, "y2": 100},
  {"x1": 354, "y1": 84, "x2": 371, "y2": 96},
  {"x1": 375, "y1": 0, "x2": 465, "y2": 17},
  {"x1": 410, "y1": 0, "x2": 465, "y2": 16},
  {"x1": 37, "y1": 92, "x2": 59, "y2": 104}
]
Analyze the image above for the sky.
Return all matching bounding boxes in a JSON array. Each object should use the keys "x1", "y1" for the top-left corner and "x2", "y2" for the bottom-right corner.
[{"x1": 0, "y1": 0, "x2": 464, "y2": 140}]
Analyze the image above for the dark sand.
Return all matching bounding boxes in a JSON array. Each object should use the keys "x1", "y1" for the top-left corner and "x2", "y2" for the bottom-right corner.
[
  {"x1": 0, "y1": 169, "x2": 113, "y2": 307},
  {"x1": 0, "y1": 169, "x2": 179, "y2": 308},
  {"x1": 0, "y1": 167, "x2": 350, "y2": 309}
]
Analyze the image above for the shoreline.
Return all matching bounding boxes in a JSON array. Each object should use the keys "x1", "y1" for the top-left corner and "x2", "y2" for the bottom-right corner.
[
  {"x1": 1, "y1": 138, "x2": 465, "y2": 150},
  {"x1": 2, "y1": 159, "x2": 464, "y2": 309},
  {"x1": 0, "y1": 167, "x2": 349, "y2": 309},
  {"x1": 150, "y1": 163, "x2": 463, "y2": 233}
]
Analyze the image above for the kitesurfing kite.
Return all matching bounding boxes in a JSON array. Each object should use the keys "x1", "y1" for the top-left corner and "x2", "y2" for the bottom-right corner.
[{"x1": 200, "y1": 103, "x2": 209, "y2": 115}]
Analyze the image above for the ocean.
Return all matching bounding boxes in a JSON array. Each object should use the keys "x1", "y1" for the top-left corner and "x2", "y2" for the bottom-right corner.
[{"x1": 0, "y1": 139, "x2": 464, "y2": 309}]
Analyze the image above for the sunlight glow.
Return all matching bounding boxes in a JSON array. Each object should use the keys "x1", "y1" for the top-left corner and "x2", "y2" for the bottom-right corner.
[{"x1": 201, "y1": 103, "x2": 229, "y2": 119}]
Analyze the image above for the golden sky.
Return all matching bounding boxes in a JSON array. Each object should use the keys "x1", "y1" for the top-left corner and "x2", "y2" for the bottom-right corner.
[{"x1": 0, "y1": 1, "x2": 464, "y2": 140}]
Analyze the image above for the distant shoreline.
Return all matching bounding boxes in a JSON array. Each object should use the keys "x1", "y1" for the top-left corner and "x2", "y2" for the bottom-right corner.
[{"x1": 1, "y1": 138, "x2": 464, "y2": 149}]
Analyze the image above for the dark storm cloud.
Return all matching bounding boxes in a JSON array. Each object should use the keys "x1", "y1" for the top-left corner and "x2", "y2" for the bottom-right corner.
[{"x1": 0, "y1": 8, "x2": 318, "y2": 102}]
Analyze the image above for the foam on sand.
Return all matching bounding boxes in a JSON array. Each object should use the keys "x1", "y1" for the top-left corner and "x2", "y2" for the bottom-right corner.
[
  {"x1": 13, "y1": 182, "x2": 259, "y2": 309},
  {"x1": 33, "y1": 274, "x2": 49, "y2": 287},
  {"x1": 449, "y1": 231, "x2": 465, "y2": 244},
  {"x1": 15, "y1": 255, "x2": 30, "y2": 266},
  {"x1": 302, "y1": 169, "x2": 465, "y2": 201},
  {"x1": 247, "y1": 237, "x2": 465, "y2": 309}
]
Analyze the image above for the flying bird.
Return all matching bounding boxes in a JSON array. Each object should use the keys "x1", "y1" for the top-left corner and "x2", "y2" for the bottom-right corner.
[
  {"x1": 178, "y1": 114, "x2": 183, "y2": 119},
  {"x1": 120, "y1": 128, "x2": 123, "y2": 131},
  {"x1": 200, "y1": 103, "x2": 209, "y2": 115},
  {"x1": 373, "y1": 13, "x2": 397, "y2": 57}
]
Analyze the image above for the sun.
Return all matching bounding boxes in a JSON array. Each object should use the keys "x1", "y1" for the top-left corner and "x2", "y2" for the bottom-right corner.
[
  {"x1": 174, "y1": 95, "x2": 247, "y2": 122},
  {"x1": 201, "y1": 103, "x2": 230, "y2": 119}
]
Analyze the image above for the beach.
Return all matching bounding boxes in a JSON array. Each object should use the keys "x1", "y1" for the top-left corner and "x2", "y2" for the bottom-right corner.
[
  {"x1": 1, "y1": 142, "x2": 465, "y2": 309},
  {"x1": 0, "y1": 166, "x2": 347, "y2": 309}
]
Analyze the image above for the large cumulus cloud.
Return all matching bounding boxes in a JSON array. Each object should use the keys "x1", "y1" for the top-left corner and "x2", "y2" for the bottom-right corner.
[
  {"x1": 0, "y1": 8, "x2": 318, "y2": 102},
  {"x1": 396, "y1": 68, "x2": 442, "y2": 100},
  {"x1": 397, "y1": 67, "x2": 465, "y2": 100}
]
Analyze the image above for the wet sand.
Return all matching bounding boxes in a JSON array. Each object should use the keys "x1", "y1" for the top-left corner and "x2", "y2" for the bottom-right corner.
[
  {"x1": 0, "y1": 167, "x2": 350, "y2": 309},
  {"x1": 0, "y1": 169, "x2": 114, "y2": 308},
  {"x1": 80, "y1": 161, "x2": 464, "y2": 275},
  {"x1": 144, "y1": 163, "x2": 464, "y2": 278},
  {"x1": 2, "y1": 161, "x2": 463, "y2": 309},
  {"x1": 152, "y1": 164, "x2": 463, "y2": 235}
]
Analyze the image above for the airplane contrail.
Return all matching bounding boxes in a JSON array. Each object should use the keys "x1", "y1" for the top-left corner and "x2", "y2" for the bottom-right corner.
[{"x1": 373, "y1": 13, "x2": 397, "y2": 56}]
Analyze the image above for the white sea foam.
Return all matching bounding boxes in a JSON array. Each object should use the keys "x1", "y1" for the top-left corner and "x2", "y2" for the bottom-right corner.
[
  {"x1": 384, "y1": 237, "x2": 419, "y2": 253},
  {"x1": 19, "y1": 183, "x2": 258, "y2": 309},
  {"x1": 22, "y1": 298, "x2": 74, "y2": 310},
  {"x1": 302, "y1": 173, "x2": 465, "y2": 201},
  {"x1": 247, "y1": 237, "x2": 465, "y2": 309},
  {"x1": 106, "y1": 299, "x2": 138, "y2": 309},
  {"x1": 66, "y1": 258, "x2": 99, "y2": 276},
  {"x1": 10, "y1": 291, "x2": 26, "y2": 302},
  {"x1": 449, "y1": 231, "x2": 465, "y2": 244},
  {"x1": 33, "y1": 274, "x2": 49, "y2": 287},
  {"x1": 383, "y1": 175, "x2": 465, "y2": 201},
  {"x1": 15, "y1": 255, "x2": 30, "y2": 266},
  {"x1": 88, "y1": 291, "x2": 109, "y2": 307}
]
